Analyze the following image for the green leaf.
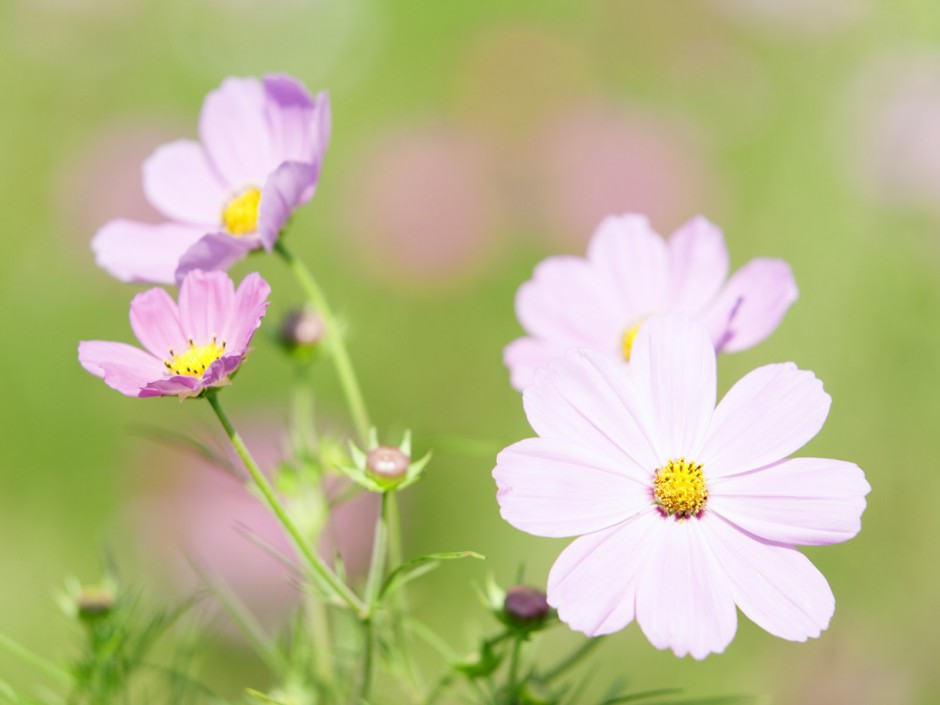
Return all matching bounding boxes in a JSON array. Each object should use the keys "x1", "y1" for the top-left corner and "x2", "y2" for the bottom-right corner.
[{"x1": 380, "y1": 551, "x2": 485, "y2": 599}]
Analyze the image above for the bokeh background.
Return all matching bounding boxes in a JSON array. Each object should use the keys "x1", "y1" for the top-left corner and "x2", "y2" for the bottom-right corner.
[{"x1": 1, "y1": 0, "x2": 938, "y2": 702}]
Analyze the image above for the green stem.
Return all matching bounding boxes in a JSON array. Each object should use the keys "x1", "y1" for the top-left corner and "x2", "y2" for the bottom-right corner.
[
  {"x1": 0, "y1": 634, "x2": 71, "y2": 685},
  {"x1": 275, "y1": 241, "x2": 371, "y2": 444},
  {"x1": 504, "y1": 637, "x2": 523, "y2": 705},
  {"x1": 206, "y1": 389, "x2": 366, "y2": 615},
  {"x1": 542, "y1": 637, "x2": 603, "y2": 683},
  {"x1": 364, "y1": 493, "x2": 389, "y2": 609}
]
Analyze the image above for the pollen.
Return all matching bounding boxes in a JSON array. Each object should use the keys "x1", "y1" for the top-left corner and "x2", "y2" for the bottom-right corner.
[
  {"x1": 622, "y1": 322, "x2": 642, "y2": 361},
  {"x1": 164, "y1": 337, "x2": 226, "y2": 378},
  {"x1": 653, "y1": 458, "x2": 708, "y2": 518},
  {"x1": 222, "y1": 187, "x2": 261, "y2": 235}
]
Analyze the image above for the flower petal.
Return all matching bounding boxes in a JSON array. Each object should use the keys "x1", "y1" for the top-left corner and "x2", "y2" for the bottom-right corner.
[
  {"x1": 140, "y1": 375, "x2": 203, "y2": 399},
  {"x1": 142, "y1": 140, "x2": 228, "y2": 225},
  {"x1": 703, "y1": 516, "x2": 835, "y2": 642},
  {"x1": 262, "y1": 76, "x2": 330, "y2": 166},
  {"x1": 709, "y1": 458, "x2": 870, "y2": 546},
  {"x1": 78, "y1": 341, "x2": 164, "y2": 397},
  {"x1": 175, "y1": 233, "x2": 257, "y2": 282},
  {"x1": 225, "y1": 272, "x2": 272, "y2": 352},
  {"x1": 666, "y1": 216, "x2": 729, "y2": 313},
  {"x1": 201, "y1": 354, "x2": 243, "y2": 387},
  {"x1": 494, "y1": 437, "x2": 652, "y2": 538},
  {"x1": 92, "y1": 219, "x2": 208, "y2": 285},
  {"x1": 635, "y1": 518, "x2": 737, "y2": 659},
  {"x1": 257, "y1": 161, "x2": 319, "y2": 251},
  {"x1": 503, "y1": 336, "x2": 567, "y2": 391},
  {"x1": 700, "y1": 258, "x2": 798, "y2": 353},
  {"x1": 547, "y1": 512, "x2": 663, "y2": 636},
  {"x1": 699, "y1": 362, "x2": 830, "y2": 478},
  {"x1": 129, "y1": 287, "x2": 187, "y2": 359},
  {"x1": 199, "y1": 77, "x2": 275, "y2": 188},
  {"x1": 628, "y1": 314, "x2": 716, "y2": 462},
  {"x1": 515, "y1": 255, "x2": 620, "y2": 349},
  {"x1": 523, "y1": 349, "x2": 661, "y2": 473},
  {"x1": 177, "y1": 269, "x2": 236, "y2": 346},
  {"x1": 586, "y1": 214, "x2": 669, "y2": 320}
]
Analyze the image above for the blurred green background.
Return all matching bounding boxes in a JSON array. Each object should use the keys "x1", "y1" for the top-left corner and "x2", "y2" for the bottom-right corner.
[{"x1": 2, "y1": 0, "x2": 939, "y2": 702}]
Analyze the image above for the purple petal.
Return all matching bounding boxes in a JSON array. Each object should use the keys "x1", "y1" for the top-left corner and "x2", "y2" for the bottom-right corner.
[
  {"x1": 586, "y1": 214, "x2": 669, "y2": 320},
  {"x1": 177, "y1": 269, "x2": 236, "y2": 346},
  {"x1": 547, "y1": 512, "x2": 662, "y2": 636},
  {"x1": 129, "y1": 287, "x2": 187, "y2": 359},
  {"x1": 78, "y1": 341, "x2": 165, "y2": 397},
  {"x1": 515, "y1": 256, "x2": 620, "y2": 349},
  {"x1": 257, "y1": 161, "x2": 319, "y2": 250},
  {"x1": 628, "y1": 314, "x2": 716, "y2": 462},
  {"x1": 225, "y1": 272, "x2": 272, "y2": 353},
  {"x1": 703, "y1": 515, "x2": 835, "y2": 642},
  {"x1": 92, "y1": 219, "x2": 208, "y2": 285},
  {"x1": 700, "y1": 362, "x2": 830, "y2": 478},
  {"x1": 262, "y1": 76, "x2": 331, "y2": 167},
  {"x1": 523, "y1": 349, "x2": 661, "y2": 473},
  {"x1": 635, "y1": 518, "x2": 737, "y2": 659},
  {"x1": 175, "y1": 233, "x2": 258, "y2": 282},
  {"x1": 140, "y1": 375, "x2": 203, "y2": 399},
  {"x1": 700, "y1": 258, "x2": 798, "y2": 353},
  {"x1": 666, "y1": 216, "x2": 729, "y2": 313},
  {"x1": 503, "y1": 336, "x2": 567, "y2": 391},
  {"x1": 494, "y1": 437, "x2": 651, "y2": 538},
  {"x1": 709, "y1": 458, "x2": 870, "y2": 546},
  {"x1": 199, "y1": 77, "x2": 274, "y2": 189},
  {"x1": 201, "y1": 354, "x2": 243, "y2": 387},
  {"x1": 142, "y1": 140, "x2": 229, "y2": 224}
]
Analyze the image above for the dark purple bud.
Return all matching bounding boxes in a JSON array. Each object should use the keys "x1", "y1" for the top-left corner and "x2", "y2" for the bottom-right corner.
[
  {"x1": 281, "y1": 309, "x2": 326, "y2": 347},
  {"x1": 366, "y1": 446, "x2": 410, "y2": 480},
  {"x1": 504, "y1": 585, "x2": 549, "y2": 624}
]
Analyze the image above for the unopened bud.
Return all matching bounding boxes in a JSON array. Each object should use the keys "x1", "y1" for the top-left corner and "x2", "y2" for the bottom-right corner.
[
  {"x1": 366, "y1": 446, "x2": 410, "y2": 481},
  {"x1": 504, "y1": 585, "x2": 549, "y2": 625},
  {"x1": 77, "y1": 587, "x2": 115, "y2": 620},
  {"x1": 281, "y1": 309, "x2": 326, "y2": 348}
]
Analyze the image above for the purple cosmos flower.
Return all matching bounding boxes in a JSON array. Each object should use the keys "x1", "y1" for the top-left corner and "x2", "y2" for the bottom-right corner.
[
  {"x1": 79, "y1": 270, "x2": 270, "y2": 398},
  {"x1": 504, "y1": 214, "x2": 798, "y2": 390},
  {"x1": 92, "y1": 74, "x2": 330, "y2": 284},
  {"x1": 494, "y1": 314, "x2": 869, "y2": 659}
]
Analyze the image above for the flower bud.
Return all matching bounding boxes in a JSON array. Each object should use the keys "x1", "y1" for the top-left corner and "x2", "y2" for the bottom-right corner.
[
  {"x1": 503, "y1": 585, "x2": 550, "y2": 625},
  {"x1": 366, "y1": 446, "x2": 410, "y2": 481},
  {"x1": 281, "y1": 308, "x2": 325, "y2": 348},
  {"x1": 76, "y1": 586, "x2": 115, "y2": 621}
]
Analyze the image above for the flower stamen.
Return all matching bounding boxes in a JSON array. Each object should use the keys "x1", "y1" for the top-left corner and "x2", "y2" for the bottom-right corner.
[
  {"x1": 622, "y1": 322, "x2": 642, "y2": 361},
  {"x1": 653, "y1": 458, "x2": 707, "y2": 518},
  {"x1": 222, "y1": 187, "x2": 261, "y2": 235},
  {"x1": 164, "y1": 337, "x2": 226, "y2": 377}
]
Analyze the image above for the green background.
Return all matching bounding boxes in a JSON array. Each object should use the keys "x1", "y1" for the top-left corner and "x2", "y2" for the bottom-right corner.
[{"x1": 1, "y1": 0, "x2": 937, "y2": 702}]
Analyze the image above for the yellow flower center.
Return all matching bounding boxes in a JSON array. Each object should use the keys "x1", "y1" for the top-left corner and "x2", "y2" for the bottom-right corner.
[
  {"x1": 163, "y1": 338, "x2": 226, "y2": 377},
  {"x1": 222, "y1": 187, "x2": 261, "y2": 235},
  {"x1": 653, "y1": 458, "x2": 708, "y2": 518},
  {"x1": 622, "y1": 322, "x2": 642, "y2": 361}
]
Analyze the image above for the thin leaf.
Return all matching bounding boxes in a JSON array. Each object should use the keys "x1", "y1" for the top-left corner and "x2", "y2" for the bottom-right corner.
[{"x1": 380, "y1": 552, "x2": 485, "y2": 599}]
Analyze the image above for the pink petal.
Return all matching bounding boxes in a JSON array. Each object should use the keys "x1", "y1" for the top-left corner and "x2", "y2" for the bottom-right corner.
[
  {"x1": 709, "y1": 457, "x2": 870, "y2": 546},
  {"x1": 515, "y1": 255, "x2": 620, "y2": 349},
  {"x1": 92, "y1": 219, "x2": 208, "y2": 285},
  {"x1": 140, "y1": 375, "x2": 203, "y2": 399},
  {"x1": 703, "y1": 515, "x2": 835, "y2": 642},
  {"x1": 177, "y1": 269, "x2": 236, "y2": 347},
  {"x1": 628, "y1": 314, "x2": 716, "y2": 461},
  {"x1": 142, "y1": 140, "x2": 229, "y2": 225},
  {"x1": 199, "y1": 77, "x2": 274, "y2": 189},
  {"x1": 666, "y1": 216, "x2": 729, "y2": 313},
  {"x1": 635, "y1": 518, "x2": 737, "y2": 659},
  {"x1": 494, "y1": 437, "x2": 652, "y2": 538},
  {"x1": 262, "y1": 76, "x2": 330, "y2": 166},
  {"x1": 201, "y1": 354, "x2": 243, "y2": 387},
  {"x1": 523, "y1": 349, "x2": 661, "y2": 473},
  {"x1": 129, "y1": 287, "x2": 187, "y2": 359},
  {"x1": 699, "y1": 362, "x2": 830, "y2": 478},
  {"x1": 175, "y1": 233, "x2": 257, "y2": 282},
  {"x1": 700, "y1": 258, "x2": 798, "y2": 353},
  {"x1": 257, "y1": 161, "x2": 319, "y2": 251},
  {"x1": 225, "y1": 272, "x2": 272, "y2": 353},
  {"x1": 547, "y1": 512, "x2": 663, "y2": 636},
  {"x1": 78, "y1": 341, "x2": 164, "y2": 397},
  {"x1": 585, "y1": 214, "x2": 669, "y2": 320},
  {"x1": 503, "y1": 336, "x2": 567, "y2": 391}
]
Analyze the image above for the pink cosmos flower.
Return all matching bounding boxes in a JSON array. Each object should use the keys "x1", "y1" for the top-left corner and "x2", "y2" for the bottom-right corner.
[
  {"x1": 494, "y1": 314, "x2": 869, "y2": 659},
  {"x1": 92, "y1": 74, "x2": 330, "y2": 284},
  {"x1": 78, "y1": 270, "x2": 270, "y2": 398},
  {"x1": 504, "y1": 214, "x2": 798, "y2": 390}
]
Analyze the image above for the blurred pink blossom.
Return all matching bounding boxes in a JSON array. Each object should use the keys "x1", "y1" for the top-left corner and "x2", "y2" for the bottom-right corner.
[{"x1": 710, "y1": 0, "x2": 868, "y2": 36}]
